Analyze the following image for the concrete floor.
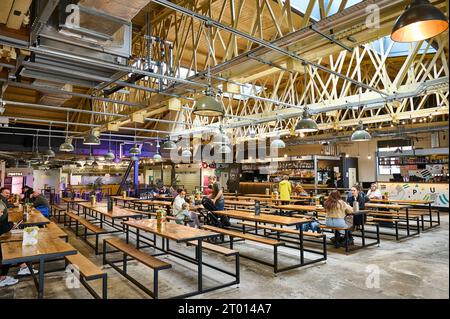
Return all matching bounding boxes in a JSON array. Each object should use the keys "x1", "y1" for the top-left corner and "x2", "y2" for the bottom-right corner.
[{"x1": 1, "y1": 214, "x2": 448, "y2": 299}]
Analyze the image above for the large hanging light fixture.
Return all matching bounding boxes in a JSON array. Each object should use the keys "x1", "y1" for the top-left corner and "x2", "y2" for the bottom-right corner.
[
  {"x1": 129, "y1": 123, "x2": 141, "y2": 156},
  {"x1": 162, "y1": 139, "x2": 177, "y2": 149},
  {"x1": 153, "y1": 140, "x2": 162, "y2": 161},
  {"x1": 86, "y1": 146, "x2": 95, "y2": 164},
  {"x1": 45, "y1": 122, "x2": 55, "y2": 157},
  {"x1": 182, "y1": 148, "x2": 192, "y2": 157},
  {"x1": 129, "y1": 144, "x2": 141, "y2": 155},
  {"x1": 351, "y1": 121, "x2": 372, "y2": 142},
  {"x1": 83, "y1": 129, "x2": 100, "y2": 145},
  {"x1": 295, "y1": 66, "x2": 318, "y2": 133},
  {"x1": 105, "y1": 132, "x2": 115, "y2": 160},
  {"x1": 59, "y1": 112, "x2": 74, "y2": 152},
  {"x1": 391, "y1": 0, "x2": 448, "y2": 42},
  {"x1": 295, "y1": 108, "x2": 318, "y2": 133},
  {"x1": 270, "y1": 135, "x2": 286, "y2": 149},
  {"x1": 192, "y1": 22, "x2": 225, "y2": 117}
]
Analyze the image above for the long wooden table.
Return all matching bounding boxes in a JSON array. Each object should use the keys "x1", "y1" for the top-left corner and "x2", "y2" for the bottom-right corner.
[
  {"x1": 79, "y1": 202, "x2": 143, "y2": 230},
  {"x1": 133, "y1": 199, "x2": 172, "y2": 214},
  {"x1": 8, "y1": 208, "x2": 50, "y2": 227},
  {"x1": 122, "y1": 219, "x2": 237, "y2": 298},
  {"x1": 369, "y1": 199, "x2": 439, "y2": 229},
  {"x1": 0, "y1": 233, "x2": 77, "y2": 299},
  {"x1": 110, "y1": 196, "x2": 139, "y2": 207},
  {"x1": 62, "y1": 197, "x2": 88, "y2": 213},
  {"x1": 211, "y1": 210, "x2": 328, "y2": 272},
  {"x1": 365, "y1": 203, "x2": 420, "y2": 240}
]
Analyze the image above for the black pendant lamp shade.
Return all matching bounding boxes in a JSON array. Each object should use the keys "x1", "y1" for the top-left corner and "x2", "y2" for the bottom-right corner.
[{"x1": 391, "y1": 0, "x2": 449, "y2": 42}]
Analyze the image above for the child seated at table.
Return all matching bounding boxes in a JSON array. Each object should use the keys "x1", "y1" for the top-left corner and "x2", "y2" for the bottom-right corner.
[{"x1": 175, "y1": 201, "x2": 200, "y2": 228}]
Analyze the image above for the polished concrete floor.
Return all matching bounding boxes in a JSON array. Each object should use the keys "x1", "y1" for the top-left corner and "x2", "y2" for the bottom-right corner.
[{"x1": 1, "y1": 213, "x2": 448, "y2": 299}]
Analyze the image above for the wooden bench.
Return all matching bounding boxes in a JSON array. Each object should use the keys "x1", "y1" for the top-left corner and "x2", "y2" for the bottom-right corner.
[
  {"x1": 201, "y1": 224, "x2": 288, "y2": 273},
  {"x1": 64, "y1": 211, "x2": 108, "y2": 254},
  {"x1": 65, "y1": 252, "x2": 107, "y2": 299},
  {"x1": 187, "y1": 240, "x2": 238, "y2": 256},
  {"x1": 237, "y1": 221, "x2": 325, "y2": 238},
  {"x1": 186, "y1": 240, "x2": 240, "y2": 283},
  {"x1": 202, "y1": 225, "x2": 285, "y2": 247},
  {"x1": 102, "y1": 238, "x2": 171, "y2": 299},
  {"x1": 51, "y1": 204, "x2": 66, "y2": 223}
]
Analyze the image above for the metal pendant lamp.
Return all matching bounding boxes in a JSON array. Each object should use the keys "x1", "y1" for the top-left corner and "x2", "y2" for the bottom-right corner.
[
  {"x1": 192, "y1": 23, "x2": 225, "y2": 117},
  {"x1": 295, "y1": 69, "x2": 318, "y2": 133},
  {"x1": 193, "y1": 94, "x2": 225, "y2": 117},
  {"x1": 45, "y1": 123, "x2": 55, "y2": 157},
  {"x1": 351, "y1": 121, "x2": 372, "y2": 142},
  {"x1": 59, "y1": 139, "x2": 74, "y2": 152},
  {"x1": 162, "y1": 139, "x2": 177, "y2": 150},
  {"x1": 105, "y1": 132, "x2": 115, "y2": 160},
  {"x1": 270, "y1": 135, "x2": 286, "y2": 149},
  {"x1": 129, "y1": 144, "x2": 141, "y2": 155},
  {"x1": 83, "y1": 129, "x2": 100, "y2": 145},
  {"x1": 129, "y1": 123, "x2": 141, "y2": 156},
  {"x1": 391, "y1": 0, "x2": 449, "y2": 42},
  {"x1": 153, "y1": 140, "x2": 162, "y2": 161},
  {"x1": 59, "y1": 113, "x2": 74, "y2": 152},
  {"x1": 181, "y1": 148, "x2": 192, "y2": 157},
  {"x1": 295, "y1": 108, "x2": 318, "y2": 133},
  {"x1": 86, "y1": 146, "x2": 95, "y2": 164}
]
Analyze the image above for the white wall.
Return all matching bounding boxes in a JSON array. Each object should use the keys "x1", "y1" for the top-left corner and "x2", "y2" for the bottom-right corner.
[
  {"x1": 337, "y1": 140, "x2": 378, "y2": 183},
  {"x1": 33, "y1": 169, "x2": 62, "y2": 193}
]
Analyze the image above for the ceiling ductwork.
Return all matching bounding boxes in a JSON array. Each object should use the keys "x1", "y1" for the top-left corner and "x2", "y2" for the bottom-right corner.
[{"x1": 18, "y1": 0, "x2": 151, "y2": 89}]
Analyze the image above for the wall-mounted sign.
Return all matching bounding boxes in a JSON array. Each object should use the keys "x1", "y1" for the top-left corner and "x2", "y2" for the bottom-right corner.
[{"x1": 7, "y1": 172, "x2": 23, "y2": 177}]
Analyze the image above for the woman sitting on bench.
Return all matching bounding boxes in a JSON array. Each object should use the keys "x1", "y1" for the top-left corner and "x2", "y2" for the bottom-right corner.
[{"x1": 324, "y1": 190, "x2": 354, "y2": 247}]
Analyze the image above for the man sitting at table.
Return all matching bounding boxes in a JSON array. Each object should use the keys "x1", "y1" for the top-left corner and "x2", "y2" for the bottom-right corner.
[
  {"x1": 0, "y1": 203, "x2": 18, "y2": 287},
  {"x1": 31, "y1": 191, "x2": 50, "y2": 218},
  {"x1": 0, "y1": 202, "x2": 38, "y2": 281},
  {"x1": 366, "y1": 183, "x2": 382, "y2": 199},
  {"x1": 0, "y1": 188, "x2": 18, "y2": 208}
]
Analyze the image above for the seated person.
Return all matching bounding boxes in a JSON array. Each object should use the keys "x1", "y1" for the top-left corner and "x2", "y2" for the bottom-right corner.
[
  {"x1": 0, "y1": 205, "x2": 37, "y2": 284},
  {"x1": 297, "y1": 216, "x2": 321, "y2": 232},
  {"x1": 324, "y1": 190, "x2": 354, "y2": 247},
  {"x1": 22, "y1": 186, "x2": 34, "y2": 203},
  {"x1": 175, "y1": 200, "x2": 200, "y2": 228},
  {"x1": 347, "y1": 185, "x2": 370, "y2": 228},
  {"x1": 295, "y1": 183, "x2": 308, "y2": 196},
  {"x1": 0, "y1": 188, "x2": 18, "y2": 208},
  {"x1": 31, "y1": 191, "x2": 50, "y2": 218},
  {"x1": 366, "y1": 183, "x2": 382, "y2": 200}
]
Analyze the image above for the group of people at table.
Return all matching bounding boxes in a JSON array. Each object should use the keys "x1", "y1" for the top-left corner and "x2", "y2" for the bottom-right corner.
[
  {"x1": 0, "y1": 186, "x2": 51, "y2": 288},
  {"x1": 279, "y1": 177, "x2": 384, "y2": 245},
  {"x1": 0, "y1": 176, "x2": 383, "y2": 290}
]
